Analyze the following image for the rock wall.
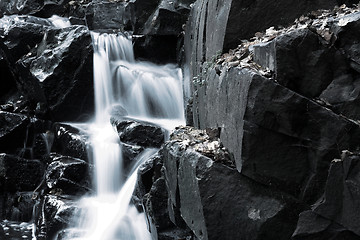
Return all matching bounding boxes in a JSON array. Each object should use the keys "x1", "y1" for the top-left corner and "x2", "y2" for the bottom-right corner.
[
  {"x1": 184, "y1": 0, "x2": 358, "y2": 96},
  {"x1": 178, "y1": 1, "x2": 360, "y2": 239}
]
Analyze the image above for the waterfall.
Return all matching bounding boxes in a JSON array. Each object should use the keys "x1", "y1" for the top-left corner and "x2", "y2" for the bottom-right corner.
[{"x1": 62, "y1": 32, "x2": 185, "y2": 240}]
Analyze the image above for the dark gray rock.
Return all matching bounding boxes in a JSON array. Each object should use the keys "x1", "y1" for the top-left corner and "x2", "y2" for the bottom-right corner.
[
  {"x1": 141, "y1": 0, "x2": 189, "y2": 36},
  {"x1": 133, "y1": 0, "x2": 161, "y2": 33},
  {"x1": 0, "y1": 111, "x2": 29, "y2": 154},
  {"x1": 223, "y1": 0, "x2": 354, "y2": 50},
  {"x1": 85, "y1": 1, "x2": 135, "y2": 31},
  {"x1": 292, "y1": 210, "x2": 360, "y2": 240},
  {"x1": 137, "y1": 126, "x2": 303, "y2": 240},
  {"x1": 313, "y1": 151, "x2": 360, "y2": 236},
  {"x1": 133, "y1": 0, "x2": 194, "y2": 63},
  {"x1": 122, "y1": 142, "x2": 144, "y2": 174},
  {"x1": 192, "y1": 67, "x2": 360, "y2": 202},
  {"x1": 144, "y1": 177, "x2": 174, "y2": 239},
  {"x1": 0, "y1": 153, "x2": 45, "y2": 192},
  {"x1": 318, "y1": 12, "x2": 360, "y2": 121},
  {"x1": 51, "y1": 123, "x2": 89, "y2": 162},
  {"x1": 111, "y1": 120, "x2": 165, "y2": 148},
  {"x1": 160, "y1": 127, "x2": 303, "y2": 240},
  {"x1": 253, "y1": 28, "x2": 345, "y2": 98},
  {"x1": 184, "y1": 0, "x2": 355, "y2": 97},
  {"x1": 16, "y1": 25, "x2": 94, "y2": 122},
  {"x1": 252, "y1": 16, "x2": 360, "y2": 121},
  {"x1": 45, "y1": 154, "x2": 92, "y2": 195}
]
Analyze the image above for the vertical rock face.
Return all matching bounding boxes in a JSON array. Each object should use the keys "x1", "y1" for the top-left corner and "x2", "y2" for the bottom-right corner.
[
  {"x1": 184, "y1": 0, "x2": 358, "y2": 95},
  {"x1": 183, "y1": 1, "x2": 360, "y2": 239},
  {"x1": 192, "y1": 66, "x2": 360, "y2": 203},
  {"x1": 136, "y1": 126, "x2": 304, "y2": 240}
]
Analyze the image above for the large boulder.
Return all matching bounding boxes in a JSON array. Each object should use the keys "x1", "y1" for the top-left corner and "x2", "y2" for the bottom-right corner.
[
  {"x1": 35, "y1": 195, "x2": 79, "y2": 240},
  {"x1": 192, "y1": 66, "x2": 360, "y2": 202},
  {"x1": 311, "y1": 151, "x2": 360, "y2": 237},
  {"x1": 292, "y1": 210, "x2": 360, "y2": 240},
  {"x1": 44, "y1": 154, "x2": 92, "y2": 195},
  {"x1": 16, "y1": 24, "x2": 94, "y2": 121},
  {"x1": 85, "y1": 0, "x2": 135, "y2": 31},
  {"x1": 137, "y1": 126, "x2": 304, "y2": 240},
  {"x1": 51, "y1": 123, "x2": 90, "y2": 162},
  {"x1": 184, "y1": 0, "x2": 357, "y2": 94},
  {"x1": 0, "y1": 15, "x2": 52, "y2": 62},
  {"x1": 253, "y1": 12, "x2": 360, "y2": 121},
  {"x1": 111, "y1": 119, "x2": 165, "y2": 148},
  {"x1": 0, "y1": 15, "x2": 94, "y2": 121},
  {"x1": 133, "y1": 0, "x2": 194, "y2": 63}
]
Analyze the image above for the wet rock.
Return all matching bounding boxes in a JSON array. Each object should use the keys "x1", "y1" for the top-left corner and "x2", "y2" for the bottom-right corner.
[
  {"x1": 16, "y1": 24, "x2": 94, "y2": 121},
  {"x1": 144, "y1": 177, "x2": 174, "y2": 239},
  {"x1": 292, "y1": 210, "x2": 360, "y2": 240},
  {"x1": 111, "y1": 120, "x2": 165, "y2": 148},
  {"x1": 312, "y1": 151, "x2": 360, "y2": 236},
  {"x1": 0, "y1": 220, "x2": 35, "y2": 240},
  {"x1": 0, "y1": 0, "x2": 91, "y2": 20},
  {"x1": 0, "y1": 111, "x2": 30, "y2": 154},
  {"x1": 51, "y1": 123, "x2": 89, "y2": 162},
  {"x1": 45, "y1": 154, "x2": 92, "y2": 195},
  {"x1": 135, "y1": 152, "x2": 163, "y2": 203},
  {"x1": 192, "y1": 67, "x2": 360, "y2": 202},
  {"x1": 0, "y1": 15, "x2": 50, "y2": 63},
  {"x1": 1, "y1": 192, "x2": 38, "y2": 222},
  {"x1": 0, "y1": 0, "x2": 44, "y2": 16},
  {"x1": 36, "y1": 195, "x2": 79, "y2": 240},
  {"x1": 0, "y1": 153, "x2": 45, "y2": 192},
  {"x1": 122, "y1": 142, "x2": 144, "y2": 174}
]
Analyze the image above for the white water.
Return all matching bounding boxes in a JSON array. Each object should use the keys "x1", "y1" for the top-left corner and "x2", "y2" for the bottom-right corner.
[{"x1": 62, "y1": 32, "x2": 185, "y2": 240}]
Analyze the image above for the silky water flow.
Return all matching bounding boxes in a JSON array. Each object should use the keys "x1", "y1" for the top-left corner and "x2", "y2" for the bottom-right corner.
[{"x1": 63, "y1": 32, "x2": 185, "y2": 240}]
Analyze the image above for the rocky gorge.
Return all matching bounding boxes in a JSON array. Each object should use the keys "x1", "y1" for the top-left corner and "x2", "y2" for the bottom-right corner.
[{"x1": 1, "y1": 0, "x2": 360, "y2": 240}]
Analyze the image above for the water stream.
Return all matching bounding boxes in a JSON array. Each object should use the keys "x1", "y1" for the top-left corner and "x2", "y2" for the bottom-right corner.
[{"x1": 62, "y1": 32, "x2": 185, "y2": 239}]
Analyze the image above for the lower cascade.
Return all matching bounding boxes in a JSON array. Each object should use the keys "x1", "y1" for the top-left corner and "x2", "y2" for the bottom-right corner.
[{"x1": 62, "y1": 32, "x2": 185, "y2": 239}]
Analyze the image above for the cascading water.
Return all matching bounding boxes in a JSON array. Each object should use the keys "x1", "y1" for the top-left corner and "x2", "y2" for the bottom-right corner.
[{"x1": 63, "y1": 31, "x2": 185, "y2": 240}]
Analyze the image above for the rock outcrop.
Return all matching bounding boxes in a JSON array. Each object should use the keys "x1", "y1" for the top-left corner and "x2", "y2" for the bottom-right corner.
[
  {"x1": 136, "y1": 126, "x2": 305, "y2": 240},
  {"x1": 184, "y1": 2, "x2": 360, "y2": 239}
]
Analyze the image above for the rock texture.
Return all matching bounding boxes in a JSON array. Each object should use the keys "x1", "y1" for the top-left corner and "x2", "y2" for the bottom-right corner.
[
  {"x1": 136, "y1": 126, "x2": 304, "y2": 240},
  {"x1": 184, "y1": 2, "x2": 360, "y2": 239}
]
